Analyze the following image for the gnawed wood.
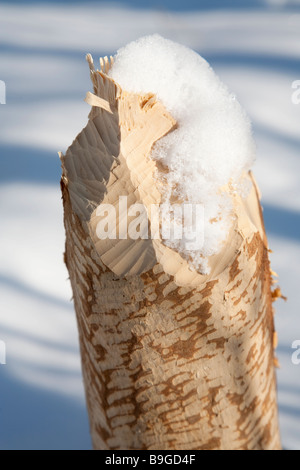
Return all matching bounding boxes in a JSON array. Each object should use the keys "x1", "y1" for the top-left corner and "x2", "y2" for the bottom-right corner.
[{"x1": 60, "y1": 56, "x2": 281, "y2": 450}]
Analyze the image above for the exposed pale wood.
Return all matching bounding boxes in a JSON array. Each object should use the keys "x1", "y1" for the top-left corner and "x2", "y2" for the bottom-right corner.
[{"x1": 60, "y1": 56, "x2": 281, "y2": 450}]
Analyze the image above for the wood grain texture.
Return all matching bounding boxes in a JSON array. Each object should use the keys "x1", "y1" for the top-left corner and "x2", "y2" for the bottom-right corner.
[{"x1": 60, "y1": 56, "x2": 281, "y2": 450}]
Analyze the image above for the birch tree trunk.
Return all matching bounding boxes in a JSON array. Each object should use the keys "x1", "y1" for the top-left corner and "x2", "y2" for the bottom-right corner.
[{"x1": 60, "y1": 56, "x2": 281, "y2": 450}]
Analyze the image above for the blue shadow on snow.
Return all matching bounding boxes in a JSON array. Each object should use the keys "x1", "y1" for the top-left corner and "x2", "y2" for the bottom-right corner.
[
  {"x1": 0, "y1": 0, "x2": 274, "y2": 13},
  {"x1": 0, "y1": 369, "x2": 91, "y2": 450}
]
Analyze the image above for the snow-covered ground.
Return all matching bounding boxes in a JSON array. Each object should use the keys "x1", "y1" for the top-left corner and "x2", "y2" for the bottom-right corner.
[{"x1": 0, "y1": 1, "x2": 299, "y2": 450}]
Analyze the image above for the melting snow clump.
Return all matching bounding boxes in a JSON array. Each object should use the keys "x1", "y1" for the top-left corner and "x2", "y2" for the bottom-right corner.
[{"x1": 109, "y1": 34, "x2": 256, "y2": 274}]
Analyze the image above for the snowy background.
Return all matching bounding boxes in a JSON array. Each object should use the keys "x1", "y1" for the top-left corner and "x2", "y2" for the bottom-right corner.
[{"x1": 0, "y1": 0, "x2": 299, "y2": 450}]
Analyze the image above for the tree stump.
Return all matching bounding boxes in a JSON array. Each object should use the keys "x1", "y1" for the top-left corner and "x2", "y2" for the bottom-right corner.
[{"x1": 60, "y1": 55, "x2": 281, "y2": 450}]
